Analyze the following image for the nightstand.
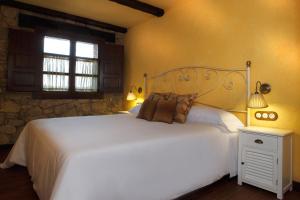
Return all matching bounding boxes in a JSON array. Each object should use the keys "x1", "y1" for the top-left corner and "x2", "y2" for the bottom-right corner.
[
  {"x1": 238, "y1": 126, "x2": 293, "y2": 199},
  {"x1": 117, "y1": 111, "x2": 130, "y2": 114}
]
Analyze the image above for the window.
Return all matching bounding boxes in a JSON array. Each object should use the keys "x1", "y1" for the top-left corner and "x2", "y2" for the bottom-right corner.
[
  {"x1": 7, "y1": 29, "x2": 123, "y2": 96},
  {"x1": 75, "y1": 41, "x2": 98, "y2": 92},
  {"x1": 42, "y1": 36, "x2": 99, "y2": 93},
  {"x1": 43, "y1": 36, "x2": 70, "y2": 91}
]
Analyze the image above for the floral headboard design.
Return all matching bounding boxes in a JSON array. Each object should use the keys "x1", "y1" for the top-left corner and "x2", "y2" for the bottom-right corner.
[{"x1": 144, "y1": 61, "x2": 251, "y2": 125}]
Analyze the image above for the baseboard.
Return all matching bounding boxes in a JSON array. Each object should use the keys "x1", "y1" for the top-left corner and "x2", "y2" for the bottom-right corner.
[
  {"x1": 293, "y1": 181, "x2": 300, "y2": 192},
  {"x1": 0, "y1": 144, "x2": 13, "y2": 150}
]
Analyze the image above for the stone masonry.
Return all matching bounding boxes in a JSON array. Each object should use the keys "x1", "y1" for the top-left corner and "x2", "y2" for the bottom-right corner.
[{"x1": 0, "y1": 6, "x2": 124, "y2": 144}]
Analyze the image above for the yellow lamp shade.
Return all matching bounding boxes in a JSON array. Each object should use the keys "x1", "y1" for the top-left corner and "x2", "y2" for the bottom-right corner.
[
  {"x1": 248, "y1": 93, "x2": 268, "y2": 108},
  {"x1": 126, "y1": 91, "x2": 137, "y2": 101}
]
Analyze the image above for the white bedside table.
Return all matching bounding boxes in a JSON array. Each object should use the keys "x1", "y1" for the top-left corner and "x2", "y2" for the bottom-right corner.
[{"x1": 238, "y1": 126, "x2": 293, "y2": 199}]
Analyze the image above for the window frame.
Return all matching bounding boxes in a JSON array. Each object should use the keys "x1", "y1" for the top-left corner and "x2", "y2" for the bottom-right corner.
[{"x1": 35, "y1": 31, "x2": 104, "y2": 99}]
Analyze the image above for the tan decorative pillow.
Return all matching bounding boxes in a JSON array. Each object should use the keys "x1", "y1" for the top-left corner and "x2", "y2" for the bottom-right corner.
[
  {"x1": 152, "y1": 98, "x2": 177, "y2": 124},
  {"x1": 137, "y1": 98, "x2": 158, "y2": 121},
  {"x1": 174, "y1": 93, "x2": 198, "y2": 123}
]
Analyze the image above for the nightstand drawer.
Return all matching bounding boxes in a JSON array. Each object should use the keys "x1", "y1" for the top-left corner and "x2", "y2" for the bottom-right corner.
[{"x1": 240, "y1": 132, "x2": 278, "y2": 152}]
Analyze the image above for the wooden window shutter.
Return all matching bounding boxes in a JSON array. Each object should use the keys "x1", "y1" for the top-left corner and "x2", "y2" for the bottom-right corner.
[
  {"x1": 100, "y1": 43, "x2": 124, "y2": 93},
  {"x1": 7, "y1": 29, "x2": 42, "y2": 92}
]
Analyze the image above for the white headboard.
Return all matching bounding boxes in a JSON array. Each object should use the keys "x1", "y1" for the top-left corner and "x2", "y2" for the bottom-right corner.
[{"x1": 144, "y1": 61, "x2": 251, "y2": 125}]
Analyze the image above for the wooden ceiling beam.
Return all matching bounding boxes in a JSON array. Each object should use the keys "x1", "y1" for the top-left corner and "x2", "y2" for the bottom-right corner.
[
  {"x1": 110, "y1": 0, "x2": 164, "y2": 17},
  {"x1": 0, "y1": 1, "x2": 128, "y2": 33}
]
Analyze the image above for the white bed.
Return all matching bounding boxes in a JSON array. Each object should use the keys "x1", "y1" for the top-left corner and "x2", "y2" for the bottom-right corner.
[
  {"x1": 1, "y1": 113, "x2": 239, "y2": 200},
  {"x1": 1, "y1": 63, "x2": 251, "y2": 200}
]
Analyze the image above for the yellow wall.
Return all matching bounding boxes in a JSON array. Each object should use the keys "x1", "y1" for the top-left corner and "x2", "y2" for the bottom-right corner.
[{"x1": 124, "y1": 0, "x2": 300, "y2": 181}]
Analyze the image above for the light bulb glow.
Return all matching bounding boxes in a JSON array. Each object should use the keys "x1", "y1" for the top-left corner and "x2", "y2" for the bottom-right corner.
[
  {"x1": 255, "y1": 112, "x2": 262, "y2": 118},
  {"x1": 262, "y1": 113, "x2": 268, "y2": 119}
]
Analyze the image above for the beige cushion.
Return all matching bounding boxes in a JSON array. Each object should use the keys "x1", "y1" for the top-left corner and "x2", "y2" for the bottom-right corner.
[
  {"x1": 137, "y1": 98, "x2": 158, "y2": 121},
  {"x1": 152, "y1": 98, "x2": 177, "y2": 124}
]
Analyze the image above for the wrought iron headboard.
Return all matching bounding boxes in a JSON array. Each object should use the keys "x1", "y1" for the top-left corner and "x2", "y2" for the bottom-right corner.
[{"x1": 144, "y1": 61, "x2": 251, "y2": 126}]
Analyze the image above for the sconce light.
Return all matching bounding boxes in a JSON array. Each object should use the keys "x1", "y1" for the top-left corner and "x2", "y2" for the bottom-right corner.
[
  {"x1": 126, "y1": 86, "x2": 143, "y2": 101},
  {"x1": 248, "y1": 81, "x2": 270, "y2": 109},
  {"x1": 126, "y1": 90, "x2": 136, "y2": 101}
]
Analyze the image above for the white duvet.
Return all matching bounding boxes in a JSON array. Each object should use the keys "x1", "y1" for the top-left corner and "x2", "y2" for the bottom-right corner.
[{"x1": 1, "y1": 114, "x2": 238, "y2": 200}]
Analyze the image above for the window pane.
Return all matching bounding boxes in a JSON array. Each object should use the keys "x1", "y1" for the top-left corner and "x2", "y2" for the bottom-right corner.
[
  {"x1": 43, "y1": 74, "x2": 69, "y2": 91},
  {"x1": 43, "y1": 55, "x2": 69, "y2": 73},
  {"x1": 44, "y1": 36, "x2": 70, "y2": 55},
  {"x1": 76, "y1": 41, "x2": 98, "y2": 58},
  {"x1": 75, "y1": 76, "x2": 97, "y2": 92},
  {"x1": 75, "y1": 59, "x2": 98, "y2": 75}
]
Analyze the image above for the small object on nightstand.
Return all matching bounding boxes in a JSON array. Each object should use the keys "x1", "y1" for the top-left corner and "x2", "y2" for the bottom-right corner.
[
  {"x1": 238, "y1": 126, "x2": 293, "y2": 199},
  {"x1": 117, "y1": 111, "x2": 130, "y2": 114}
]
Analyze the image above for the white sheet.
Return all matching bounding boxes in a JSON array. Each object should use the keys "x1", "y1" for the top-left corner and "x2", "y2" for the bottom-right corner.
[{"x1": 1, "y1": 114, "x2": 238, "y2": 200}]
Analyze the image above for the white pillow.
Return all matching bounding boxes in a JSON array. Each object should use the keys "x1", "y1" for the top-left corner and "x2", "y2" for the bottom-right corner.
[
  {"x1": 128, "y1": 104, "x2": 142, "y2": 114},
  {"x1": 187, "y1": 105, "x2": 244, "y2": 132}
]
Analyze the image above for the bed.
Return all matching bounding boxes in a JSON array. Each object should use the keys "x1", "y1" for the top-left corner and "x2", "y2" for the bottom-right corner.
[
  {"x1": 1, "y1": 113, "x2": 239, "y2": 200},
  {"x1": 1, "y1": 62, "x2": 251, "y2": 200}
]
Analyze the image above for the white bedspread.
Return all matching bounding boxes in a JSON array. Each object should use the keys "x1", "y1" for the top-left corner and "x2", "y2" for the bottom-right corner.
[{"x1": 1, "y1": 114, "x2": 238, "y2": 200}]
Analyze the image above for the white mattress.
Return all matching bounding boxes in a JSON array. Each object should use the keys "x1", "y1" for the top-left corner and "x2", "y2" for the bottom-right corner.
[{"x1": 1, "y1": 114, "x2": 238, "y2": 200}]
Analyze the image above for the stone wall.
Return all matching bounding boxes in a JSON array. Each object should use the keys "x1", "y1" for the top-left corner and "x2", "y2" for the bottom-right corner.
[
  {"x1": 0, "y1": 93, "x2": 123, "y2": 144},
  {"x1": 0, "y1": 6, "x2": 124, "y2": 144}
]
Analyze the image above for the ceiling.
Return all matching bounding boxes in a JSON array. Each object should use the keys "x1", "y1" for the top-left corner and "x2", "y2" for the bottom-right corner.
[{"x1": 17, "y1": 0, "x2": 180, "y2": 28}]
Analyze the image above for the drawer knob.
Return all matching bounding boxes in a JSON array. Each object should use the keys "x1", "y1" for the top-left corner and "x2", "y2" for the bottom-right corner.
[{"x1": 254, "y1": 139, "x2": 263, "y2": 144}]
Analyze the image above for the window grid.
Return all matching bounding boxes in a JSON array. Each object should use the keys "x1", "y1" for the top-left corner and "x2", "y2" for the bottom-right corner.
[{"x1": 42, "y1": 36, "x2": 99, "y2": 93}]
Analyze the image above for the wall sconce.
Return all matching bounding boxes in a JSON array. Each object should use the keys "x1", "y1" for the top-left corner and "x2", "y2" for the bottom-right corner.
[
  {"x1": 126, "y1": 91, "x2": 136, "y2": 101},
  {"x1": 248, "y1": 81, "x2": 270, "y2": 108},
  {"x1": 126, "y1": 86, "x2": 143, "y2": 101}
]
